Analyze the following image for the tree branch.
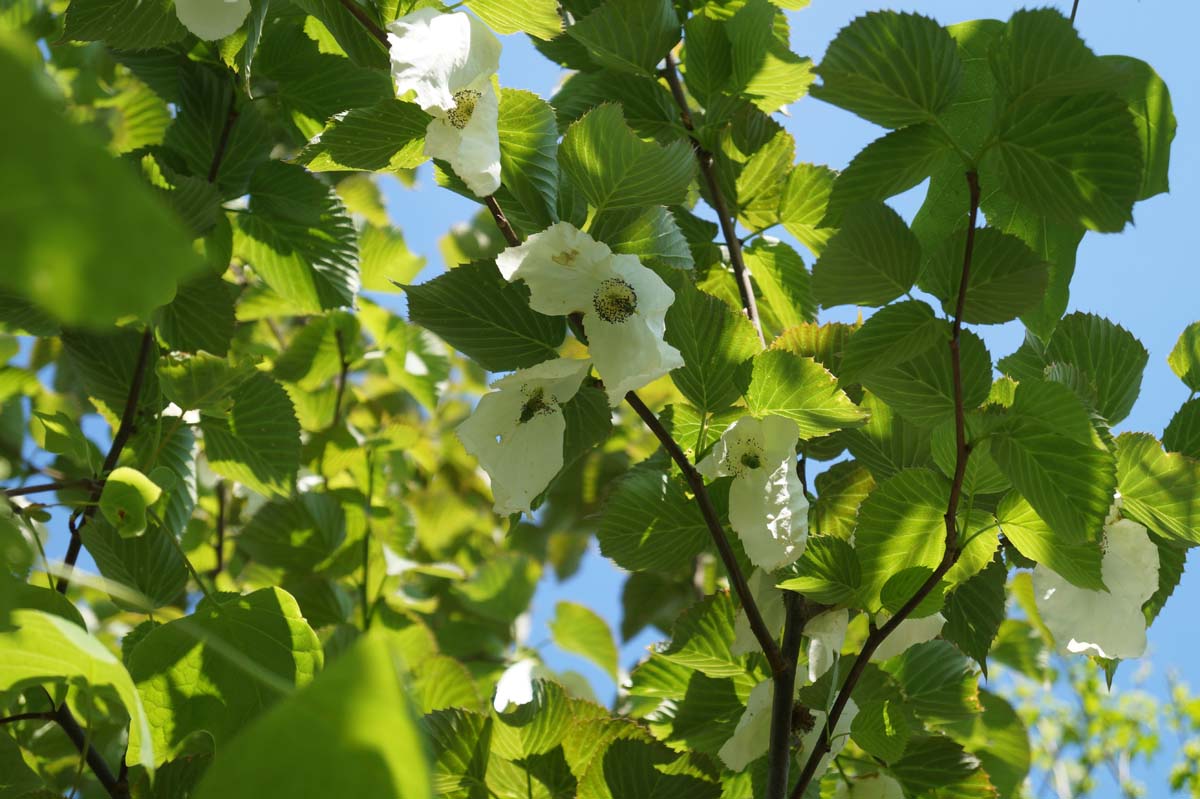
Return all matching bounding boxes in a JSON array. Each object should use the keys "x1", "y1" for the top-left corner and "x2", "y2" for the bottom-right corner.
[
  {"x1": 208, "y1": 480, "x2": 227, "y2": 580},
  {"x1": 767, "y1": 592, "x2": 808, "y2": 799},
  {"x1": 3, "y1": 478, "x2": 95, "y2": 498},
  {"x1": 662, "y1": 51, "x2": 765, "y2": 346},
  {"x1": 51, "y1": 700, "x2": 127, "y2": 799},
  {"x1": 485, "y1": 195, "x2": 521, "y2": 248},
  {"x1": 331, "y1": 328, "x2": 350, "y2": 429},
  {"x1": 57, "y1": 327, "x2": 155, "y2": 594},
  {"x1": 337, "y1": 0, "x2": 390, "y2": 48},
  {"x1": 207, "y1": 91, "x2": 239, "y2": 184},
  {"x1": 1070, "y1": 0, "x2": 1081, "y2": 24},
  {"x1": 0, "y1": 710, "x2": 53, "y2": 725},
  {"x1": 788, "y1": 170, "x2": 982, "y2": 798}
]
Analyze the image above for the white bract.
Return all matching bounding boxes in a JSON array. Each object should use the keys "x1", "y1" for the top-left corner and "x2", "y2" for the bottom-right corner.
[
  {"x1": 497, "y1": 223, "x2": 683, "y2": 405},
  {"x1": 717, "y1": 679, "x2": 777, "y2": 771},
  {"x1": 388, "y1": 9, "x2": 502, "y2": 197},
  {"x1": 492, "y1": 658, "x2": 550, "y2": 711},
  {"x1": 869, "y1": 611, "x2": 946, "y2": 662},
  {"x1": 457, "y1": 358, "x2": 591, "y2": 516},
  {"x1": 1033, "y1": 510, "x2": 1160, "y2": 660},
  {"x1": 174, "y1": 0, "x2": 250, "y2": 40},
  {"x1": 804, "y1": 609, "x2": 849, "y2": 682},
  {"x1": 833, "y1": 773, "x2": 905, "y2": 799},
  {"x1": 731, "y1": 569, "x2": 786, "y2": 656},
  {"x1": 697, "y1": 415, "x2": 809, "y2": 570},
  {"x1": 798, "y1": 700, "x2": 858, "y2": 778}
]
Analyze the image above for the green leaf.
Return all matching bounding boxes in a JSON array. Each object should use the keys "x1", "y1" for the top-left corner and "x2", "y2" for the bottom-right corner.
[
  {"x1": 990, "y1": 379, "x2": 1115, "y2": 546},
  {"x1": 404, "y1": 260, "x2": 566, "y2": 372},
  {"x1": 853, "y1": 469, "x2": 949, "y2": 609},
  {"x1": 240, "y1": 492, "x2": 347, "y2": 573},
  {"x1": 62, "y1": 0, "x2": 187, "y2": 49},
  {"x1": 359, "y1": 225, "x2": 425, "y2": 291},
  {"x1": 743, "y1": 240, "x2": 816, "y2": 333},
  {"x1": 988, "y1": 8, "x2": 1114, "y2": 103},
  {"x1": 948, "y1": 690, "x2": 1031, "y2": 799},
  {"x1": 862, "y1": 328, "x2": 991, "y2": 428},
  {"x1": 811, "y1": 460, "x2": 875, "y2": 540},
  {"x1": 664, "y1": 281, "x2": 759, "y2": 414},
  {"x1": 289, "y1": 0, "x2": 388, "y2": 69},
  {"x1": 559, "y1": 104, "x2": 695, "y2": 214},
  {"x1": 129, "y1": 588, "x2": 323, "y2": 764},
  {"x1": 299, "y1": 99, "x2": 430, "y2": 173},
  {"x1": 1040, "y1": 312, "x2": 1148, "y2": 425},
  {"x1": 565, "y1": 0, "x2": 679, "y2": 76},
  {"x1": 550, "y1": 601, "x2": 619, "y2": 681},
  {"x1": 839, "y1": 300, "x2": 945, "y2": 384},
  {"x1": 725, "y1": 0, "x2": 814, "y2": 113},
  {"x1": 880, "y1": 566, "x2": 946, "y2": 618},
  {"x1": 0, "y1": 732, "x2": 43, "y2": 796},
  {"x1": 424, "y1": 708, "x2": 491, "y2": 798},
  {"x1": 1164, "y1": 398, "x2": 1200, "y2": 458},
  {"x1": 840, "y1": 391, "x2": 934, "y2": 481},
  {"x1": 813, "y1": 10, "x2": 962, "y2": 128},
  {"x1": 466, "y1": 0, "x2": 561, "y2": 39},
  {"x1": 0, "y1": 609, "x2": 155, "y2": 770},
  {"x1": 1102, "y1": 55, "x2": 1175, "y2": 201},
  {"x1": 578, "y1": 737, "x2": 719, "y2": 799},
  {"x1": 942, "y1": 556, "x2": 1006, "y2": 674},
  {"x1": 597, "y1": 470, "x2": 712, "y2": 572},
  {"x1": 1116, "y1": 432, "x2": 1200, "y2": 546},
  {"x1": 777, "y1": 535, "x2": 861, "y2": 605},
  {"x1": 824, "y1": 124, "x2": 952, "y2": 225},
  {"x1": 99, "y1": 467, "x2": 163, "y2": 539},
  {"x1": 812, "y1": 203, "x2": 922, "y2": 308},
  {"x1": 193, "y1": 630, "x2": 431, "y2": 799},
  {"x1": 82, "y1": 514, "x2": 189, "y2": 609},
  {"x1": 681, "y1": 13, "x2": 732, "y2": 106},
  {"x1": 453, "y1": 555, "x2": 541, "y2": 625},
  {"x1": 660, "y1": 592, "x2": 744, "y2": 678},
  {"x1": 850, "y1": 698, "x2": 911, "y2": 763},
  {"x1": 199, "y1": 372, "x2": 301, "y2": 498},
  {"x1": 235, "y1": 162, "x2": 359, "y2": 314},
  {"x1": 734, "y1": 129, "x2": 794, "y2": 230},
  {"x1": 891, "y1": 736, "x2": 990, "y2": 796},
  {"x1": 590, "y1": 206, "x2": 694, "y2": 271},
  {"x1": 920, "y1": 228, "x2": 1049, "y2": 325},
  {"x1": 1168, "y1": 321, "x2": 1200, "y2": 392},
  {"x1": 985, "y1": 92, "x2": 1142, "y2": 233},
  {"x1": 496, "y1": 89, "x2": 560, "y2": 233},
  {"x1": 0, "y1": 49, "x2": 204, "y2": 328},
  {"x1": 62, "y1": 328, "x2": 161, "y2": 425},
  {"x1": 995, "y1": 491, "x2": 1103, "y2": 591},
  {"x1": 744, "y1": 349, "x2": 866, "y2": 438},
  {"x1": 779, "y1": 163, "x2": 838, "y2": 257},
  {"x1": 156, "y1": 273, "x2": 237, "y2": 356},
  {"x1": 156, "y1": 351, "x2": 253, "y2": 412}
]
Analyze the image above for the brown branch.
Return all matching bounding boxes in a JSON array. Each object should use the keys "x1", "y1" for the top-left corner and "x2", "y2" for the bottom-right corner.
[
  {"x1": 337, "y1": 0, "x2": 390, "y2": 48},
  {"x1": 1070, "y1": 0, "x2": 1081, "y2": 23},
  {"x1": 485, "y1": 195, "x2": 521, "y2": 248},
  {"x1": 50, "y1": 700, "x2": 126, "y2": 799},
  {"x1": 0, "y1": 711, "x2": 53, "y2": 725},
  {"x1": 625, "y1": 391, "x2": 787, "y2": 676},
  {"x1": 766, "y1": 592, "x2": 808, "y2": 799},
  {"x1": 788, "y1": 170, "x2": 982, "y2": 799},
  {"x1": 207, "y1": 91, "x2": 239, "y2": 184},
  {"x1": 3, "y1": 478, "x2": 95, "y2": 498},
  {"x1": 208, "y1": 480, "x2": 227, "y2": 580},
  {"x1": 662, "y1": 51, "x2": 765, "y2": 346},
  {"x1": 57, "y1": 328, "x2": 155, "y2": 594}
]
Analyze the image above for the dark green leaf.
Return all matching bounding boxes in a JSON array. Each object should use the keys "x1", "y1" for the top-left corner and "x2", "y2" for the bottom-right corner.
[
  {"x1": 664, "y1": 281, "x2": 759, "y2": 414},
  {"x1": 812, "y1": 203, "x2": 922, "y2": 308}
]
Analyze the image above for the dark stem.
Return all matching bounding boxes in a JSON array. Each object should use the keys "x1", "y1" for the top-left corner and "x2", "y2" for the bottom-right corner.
[
  {"x1": 766, "y1": 592, "x2": 807, "y2": 799},
  {"x1": 50, "y1": 701, "x2": 126, "y2": 799},
  {"x1": 57, "y1": 328, "x2": 155, "y2": 594},
  {"x1": 209, "y1": 480, "x2": 226, "y2": 580},
  {"x1": 3, "y1": 478, "x2": 95, "y2": 498},
  {"x1": 662, "y1": 51, "x2": 765, "y2": 346},
  {"x1": 336, "y1": 0, "x2": 390, "y2": 48},
  {"x1": 331, "y1": 328, "x2": 350, "y2": 429},
  {"x1": 788, "y1": 170, "x2": 982, "y2": 799},
  {"x1": 485, "y1": 195, "x2": 521, "y2": 248},
  {"x1": 0, "y1": 711, "x2": 53, "y2": 725},
  {"x1": 207, "y1": 92, "x2": 239, "y2": 184},
  {"x1": 1070, "y1": 0, "x2": 1080, "y2": 23},
  {"x1": 625, "y1": 391, "x2": 787, "y2": 676}
]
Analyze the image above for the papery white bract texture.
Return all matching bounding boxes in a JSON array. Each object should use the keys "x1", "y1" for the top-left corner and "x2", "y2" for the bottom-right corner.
[
  {"x1": 717, "y1": 679, "x2": 774, "y2": 771},
  {"x1": 869, "y1": 611, "x2": 946, "y2": 662},
  {"x1": 1033, "y1": 513, "x2": 1160, "y2": 660},
  {"x1": 492, "y1": 658, "x2": 548, "y2": 711},
  {"x1": 804, "y1": 609, "x2": 849, "y2": 682},
  {"x1": 833, "y1": 773, "x2": 905, "y2": 799},
  {"x1": 797, "y1": 700, "x2": 858, "y2": 778},
  {"x1": 388, "y1": 8, "x2": 502, "y2": 196},
  {"x1": 174, "y1": 0, "x2": 251, "y2": 40},
  {"x1": 732, "y1": 569, "x2": 786, "y2": 656},
  {"x1": 497, "y1": 223, "x2": 684, "y2": 405},
  {"x1": 698, "y1": 415, "x2": 809, "y2": 570},
  {"x1": 457, "y1": 358, "x2": 591, "y2": 515}
]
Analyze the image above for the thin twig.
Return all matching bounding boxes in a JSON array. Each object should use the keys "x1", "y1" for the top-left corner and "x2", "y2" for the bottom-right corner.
[
  {"x1": 0, "y1": 711, "x2": 53, "y2": 725},
  {"x1": 485, "y1": 195, "x2": 521, "y2": 248},
  {"x1": 209, "y1": 480, "x2": 227, "y2": 580},
  {"x1": 207, "y1": 91, "x2": 239, "y2": 184},
  {"x1": 57, "y1": 328, "x2": 155, "y2": 594},
  {"x1": 662, "y1": 52, "x2": 765, "y2": 346},
  {"x1": 625, "y1": 391, "x2": 787, "y2": 676},
  {"x1": 766, "y1": 592, "x2": 807, "y2": 799},
  {"x1": 1070, "y1": 0, "x2": 1080, "y2": 24},
  {"x1": 336, "y1": 0, "x2": 390, "y2": 48},
  {"x1": 50, "y1": 699, "x2": 126, "y2": 799},
  {"x1": 3, "y1": 479, "x2": 95, "y2": 498},
  {"x1": 788, "y1": 170, "x2": 982, "y2": 798},
  {"x1": 331, "y1": 328, "x2": 350, "y2": 429}
]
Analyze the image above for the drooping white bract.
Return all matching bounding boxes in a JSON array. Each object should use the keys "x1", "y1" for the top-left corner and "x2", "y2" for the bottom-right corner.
[
  {"x1": 869, "y1": 611, "x2": 946, "y2": 662},
  {"x1": 493, "y1": 658, "x2": 550, "y2": 711},
  {"x1": 388, "y1": 8, "x2": 502, "y2": 197},
  {"x1": 1033, "y1": 511, "x2": 1160, "y2": 660},
  {"x1": 497, "y1": 223, "x2": 684, "y2": 405},
  {"x1": 717, "y1": 679, "x2": 777, "y2": 771},
  {"x1": 697, "y1": 415, "x2": 809, "y2": 571},
  {"x1": 732, "y1": 569, "x2": 786, "y2": 656},
  {"x1": 804, "y1": 609, "x2": 849, "y2": 682},
  {"x1": 797, "y1": 700, "x2": 858, "y2": 778},
  {"x1": 457, "y1": 358, "x2": 591, "y2": 516},
  {"x1": 174, "y1": 0, "x2": 251, "y2": 40},
  {"x1": 833, "y1": 773, "x2": 905, "y2": 799}
]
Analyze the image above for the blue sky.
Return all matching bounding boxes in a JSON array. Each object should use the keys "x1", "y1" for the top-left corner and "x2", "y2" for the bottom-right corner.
[{"x1": 375, "y1": 1, "x2": 1200, "y2": 794}]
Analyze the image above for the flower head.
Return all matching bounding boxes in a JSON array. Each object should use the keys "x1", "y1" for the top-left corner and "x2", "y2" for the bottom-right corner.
[
  {"x1": 804, "y1": 609, "x2": 849, "y2": 681},
  {"x1": 457, "y1": 358, "x2": 591, "y2": 515},
  {"x1": 697, "y1": 415, "x2": 809, "y2": 571},
  {"x1": 1033, "y1": 509, "x2": 1160, "y2": 660},
  {"x1": 388, "y1": 9, "x2": 502, "y2": 197},
  {"x1": 497, "y1": 223, "x2": 684, "y2": 405},
  {"x1": 869, "y1": 611, "x2": 946, "y2": 662},
  {"x1": 174, "y1": 0, "x2": 250, "y2": 40}
]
